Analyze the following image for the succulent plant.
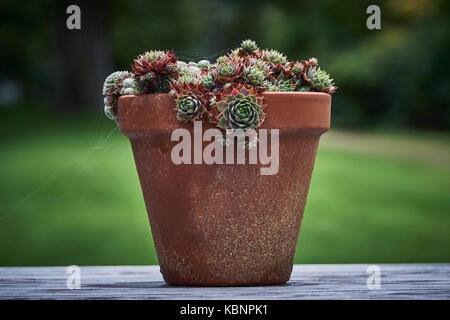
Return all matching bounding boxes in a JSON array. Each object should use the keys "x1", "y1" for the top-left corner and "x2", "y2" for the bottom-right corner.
[
  {"x1": 188, "y1": 66, "x2": 201, "y2": 75},
  {"x1": 228, "y1": 48, "x2": 240, "y2": 58},
  {"x1": 175, "y1": 73, "x2": 203, "y2": 86},
  {"x1": 120, "y1": 77, "x2": 145, "y2": 95},
  {"x1": 131, "y1": 51, "x2": 159, "y2": 76},
  {"x1": 139, "y1": 72, "x2": 156, "y2": 82},
  {"x1": 103, "y1": 94, "x2": 116, "y2": 106},
  {"x1": 264, "y1": 72, "x2": 296, "y2": 92},
  {"x1": 306, "y1": 67, "x2": 334, "y2": 92},
  {"x1": 171, "y1": 83, "x2": 209, "y2": 122},
  {"x1": 177, "y1": 60, "x2": 188, "y2": 69},
  {"x1": 291, "y1": 62, "x2": 303, "y2": 76},
  {"x1": 202, "y1": 72, "x2": 216, "y2": 89},
  {"x1": 216, "y1": 55, "x2": 228, "y2": 64},
  {"x1": 276, "y1": 80, "x2": 296, "y2": 92},
  {"x1": 240, "y1": 39, "x2": 259, "y2": 55},
  {"x1": 296, "y1": 86, "x2": 311, "y2": 92},
  {"x1": 102, "y1": 71, "x2": 131, "y2": 96},
  {"x1": 130, "y1": 50, "x2": 179, "y2": 94},
  {"x1": 131, "y1": 50, "x2": 178, "y2": 76},
  {"x1": 245, "y1": 58, "x2": 270, "y2": 78},
  {"x1": 213, "y1": 58, "x2": 243, "y2": 84},
  {"x1": 308, "y1": 57, "x2": 318, "y2": 67},
  {"x1": 242, "y1": 65, "x2": 266, "y2": 86},
  {"x1": 197, "y1": 60, "x2": 211, "y2": 69},
  {"x1": 102, "y1": 71, "x2": 133, "y2": 121},
  {"x1": 177, "y1": 61, "x2": 194, "y2": 75},
  {"x1": 216, "y1": 60, "x2": 240, "y2": 78},
  {"x1": 154, "y1": 76, "x2": 171, "y2": 93},
  {"x1": 102, "y1": 39, "x2": 337, "y2": 125},
  {"x1": 104, "y1": 105, "x2": 118, "y2": 122},
  {"x1": 217, "y1": 86, "x2": 264, "y2": 130},
  {"x1": 176, "y1": 94, "x2": 205, "y2": 122},
  {"x1": 261, "y1": 49, "x2": 288, "y2": 65}
]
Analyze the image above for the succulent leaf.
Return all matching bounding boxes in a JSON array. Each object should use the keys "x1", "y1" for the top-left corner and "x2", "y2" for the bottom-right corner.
[
  {"x1": 265, "y1": 72, "x2": 296, "y2": 92},
  {"x1": 176, "y1": 94, "x2": 204, "y2": 122},
  {"x1": 213, "y1": 58, "x2": 243, "y2": 84},
  {"x1": 104, "y1": 105, "x2": 118, "y2": 122},
  {"x1": 202, "y1": 72, "x2": 216, "y2": 89},
  {"x1": 296, "y1": 85, "x2": 311, "y2": 92},
  {"x1": 154, "y1": 76, "x2": 171, "y2": 93},
  {"x1": 197, "y1": 60, "x2": 211, "y2": 69},
  {"x1": 216, "y1": 86, "x2": 265, "y2": 130},
  {"x1": 306, "y1": 67, "x2": 334, "y2": 92},
  {"x1": 131, "y1": 50, "x2": 178, "y2": 76},
  {"x1": 102, "y1": 71, "x2": 131, "y2": 96},
  {"x1": 291, "y1": 62, "x2": 303, "y2": 76},
  {"x1": 240, "y1": 39, "x2": 259, "y2": 54},
  {"x1": 261, "y1": 49, "x2": 288, "y2": 65},
  {"x1": 242, "y1": 65, "x2": 266, "y2": 86},
  {"x1": 120, "y1": 77, "x2": 145, "y2": 95}
]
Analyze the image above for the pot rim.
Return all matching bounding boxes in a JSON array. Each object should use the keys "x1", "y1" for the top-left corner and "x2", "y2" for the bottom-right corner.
[
  {"x1": 118, "y1": 92, "x2": 331, "y2": 136},
  {"x1": 118, "y1": 91, "x2": 331, "y2": 105},
  {"x1": 262, "y1": 91, "x2": 331, "y2": 96},
  {"x1": 119, "y1": 91, "x2": 330, "y2": 99}
]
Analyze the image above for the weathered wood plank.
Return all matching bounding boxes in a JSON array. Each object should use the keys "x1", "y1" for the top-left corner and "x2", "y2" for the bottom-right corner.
[{"x1": 0, "y1": 264, "x2": 449, "y2": 300}]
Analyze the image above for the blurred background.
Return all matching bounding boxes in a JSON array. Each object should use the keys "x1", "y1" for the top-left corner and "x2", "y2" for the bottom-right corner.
[{"x1": 0, "y1": 0, "x2": 449, "y2": 266}]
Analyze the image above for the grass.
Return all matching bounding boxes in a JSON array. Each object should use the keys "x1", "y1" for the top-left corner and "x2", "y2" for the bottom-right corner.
[{"x1": 0, "y1": 113, "x2": 449, "y2": 266}]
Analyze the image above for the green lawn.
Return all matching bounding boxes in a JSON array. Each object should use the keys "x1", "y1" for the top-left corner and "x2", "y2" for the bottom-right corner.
[{"x1": 0, "y1": 114, "x2": 449, "y2": 266}]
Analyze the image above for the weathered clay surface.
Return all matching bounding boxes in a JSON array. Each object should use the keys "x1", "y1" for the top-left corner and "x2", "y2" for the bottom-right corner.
[{"x1": 118, "y1": 92, "x2": 330, "y2": 286}]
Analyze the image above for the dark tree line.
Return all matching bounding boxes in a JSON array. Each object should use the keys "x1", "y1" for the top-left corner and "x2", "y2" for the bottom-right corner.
[{"x1": 0, "y1": 0, "x2": 449, "y2": 129}]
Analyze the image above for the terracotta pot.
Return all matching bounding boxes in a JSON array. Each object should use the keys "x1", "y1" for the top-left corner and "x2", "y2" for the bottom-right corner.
[{"x1": 118, "y1": 92, "x2": 331, "y2": 286}]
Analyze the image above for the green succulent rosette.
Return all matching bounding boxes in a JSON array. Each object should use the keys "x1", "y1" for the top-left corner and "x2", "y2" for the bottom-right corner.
[
  {"x1": 261, "y1": 49, "x2": 288, "y2": 65},
  {"x1": 217, "y1": 89, "x2": 264, "y2": 130},
  {"x1": 176, "y1": 94, "x2": 204, "y2": 122},
  {"x1": 102, "y1": 71, "x2": 131, "y2": 96},
  {"x1": 202, "y1": 72, "x2": 216, "y2": 89},
  {"x1": 242, "y1": 65, "x2": 266, "y2": 87},
  {"x1": 240, "y1": 39, "x2": 259, "y2": 55},
  {"x1": 154, "y1": 76, "x2": 171, "y2": 93},
  {"x1": 306, "y1": 66, "x2": 334, "y2": 92}
]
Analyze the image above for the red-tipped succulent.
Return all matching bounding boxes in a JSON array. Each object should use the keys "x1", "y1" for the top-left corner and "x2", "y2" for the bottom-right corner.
[
  {"x1": 212, "y1": 57, "x2": 244, "y2": 85},
  {"x1": 132, "y1": 50, "x2": 178, "y2": 76},
  {"x1": 171, "y1": 83, "x2": 211, "y2": 123},
  {"x1": 103, "y1": 39, "x2": 337, "y2": 127}
]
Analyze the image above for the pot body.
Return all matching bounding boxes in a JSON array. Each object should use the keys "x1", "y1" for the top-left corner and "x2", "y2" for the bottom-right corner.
[{"x1": 118, "y1": 92, "x2": 330, "y2": 286}]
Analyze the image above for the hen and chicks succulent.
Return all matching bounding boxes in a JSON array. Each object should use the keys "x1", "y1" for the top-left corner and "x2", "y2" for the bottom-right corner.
[{"x1": 102, "y1": 39, "x2": 337, "y2": 131}]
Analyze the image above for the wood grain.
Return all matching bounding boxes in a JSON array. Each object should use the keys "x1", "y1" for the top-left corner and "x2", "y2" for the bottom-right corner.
[{"x1": 0, "y1": 264, "x2": 449, "y2": 300}]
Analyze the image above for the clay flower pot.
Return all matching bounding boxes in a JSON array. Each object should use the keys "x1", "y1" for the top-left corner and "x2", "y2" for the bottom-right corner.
[{"x1": 118, "y1": 92, "x2": 330, "y2": 286}]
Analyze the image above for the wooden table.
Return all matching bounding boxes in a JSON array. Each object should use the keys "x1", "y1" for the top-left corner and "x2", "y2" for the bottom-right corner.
[{"x1": 1, "y1": 264, "x2": 449, "y2": 300}]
